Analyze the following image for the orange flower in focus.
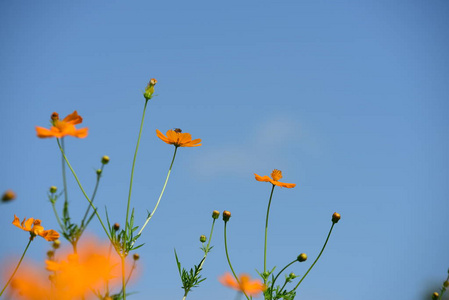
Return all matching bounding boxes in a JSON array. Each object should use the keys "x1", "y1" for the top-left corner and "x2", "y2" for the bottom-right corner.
[
  {"x1": 7, "y1": 237, "x2": 123, "y2": 300},
  {"x1": 12, "y1": 215, "x2": 59, "y2": 241},
  {"x1": 219, "y1": 273, "x2": 266, "y2": 296},
  {"x1": 156, "y1": 128, "x2": 202, "y2": 147},
  {"x1": 254, "y1": 169, "x2": 296, "y2": 188},
  {"x1": 35, "y1": 111, "x2": 88, "y2": 138}
]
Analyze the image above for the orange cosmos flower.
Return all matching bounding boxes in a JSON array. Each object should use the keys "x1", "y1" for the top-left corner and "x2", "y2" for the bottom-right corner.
[
  {"x1": 12, "y1": 215, "x2": 59, "y2": 241},
  {"x1": 254, "y1": 169, "x2": 296, "y2": 188},
  {"x1": 35, "y1": 111, "x2": 88, "y2": 138},
  {"x1": 156, "y1": 128, "x2": 202, "y2": 147},
  {"x1": 219, "y1": 272, "x2": 266, "y2": 296}
]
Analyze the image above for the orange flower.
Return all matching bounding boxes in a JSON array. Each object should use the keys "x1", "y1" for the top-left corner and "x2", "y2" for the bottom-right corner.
[
  {"x1": 219, "y1": 272, "x2": 266, "y2": 296},
  {"x1": 254, "y1": 169, "x2": 296, "y2": 188},
  {"x1": 5, "y1": 237, "x2": 124, "y2": 300},
  {"x1": 35, "y1": 111, "x2": 88, "y2": 138},
  {"x1": 156, "y1": 128, "x2": 201, "y2": 147},
  {"x1": 12, "y1": 215, "x2": 59, "y2": 241}
]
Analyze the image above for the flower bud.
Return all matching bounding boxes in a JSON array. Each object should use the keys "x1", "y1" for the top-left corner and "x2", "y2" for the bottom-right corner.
[
  {"x1": 262, "y1": 272, "x2": 269, "y2": 279},
  {"x1": 47, "y1": 250, "x2": 55, "y2": 259},
  {"x1": 113, "y1": 223, "x2": 120, "y2": 231},
  {"x1": 212, "y1": 210, "x2": 220, "y2": 219},
  {"x1": 52, "y1": 240, "x2": 61, "y2": 249},
  {"x1": 332, "y1": 212, "x2": 341, "y2": 223},
  {"x1": 51, "y1": 112, "x2": 59, "y2": 123},
  {"x1": 133, "y1": 253, "x2": 140, "y2": 261},
  {"x1": 222, "y1": 210, "x2": 231, "y2": 222},
  {"x1": 432, "y1": 292, "x2": 439, "y2": 300},
  {"x1": 297, "y1": 253, "x2": 307, "y2": 262},
  {"x1": 199, "y1": 235, "x2": 207, "y2": 243},
  {"x1": 96, "y1": 169, "x2": 102, "y2": 175},
  {"x1": 2, "y1": 190, "x2": 16, "y2": 202},
  {"x1": 49, "y1": 186, "x2": 58, "y2": 194},
  {"x1": 143, "y1": 78, "x2": 157, "y2": 100},
  {"x1": 101, "y1": 155, "x2": 110, "y2": 164},
  {"x1": 444, "y1": 280, "x2": 449, "y2": 288},
  {"x1": 289, "y1": 272, "x2": 296, "y2": 279}
]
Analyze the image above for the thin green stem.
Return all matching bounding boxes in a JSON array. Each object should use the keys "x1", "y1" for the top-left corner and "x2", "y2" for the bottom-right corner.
[
  {"x1": 263, "y1": 185, "x2": 275, "y2": 281},
  {"x1": 81, "y1": 164, "x2": 104, "y2": 228},
  {"x1": 270, "y1": 259, "x2": 296, "y2": 294},
  {"x1": 224, "y1": 222, "x2": 250, "y2": 300},
  {"x1": 0, "y1": 239, "x2": 32, "y2": 296},
  {"x1": 137, "y1": 146, "x2": 178, "y2": 237},
  {"x1": 293, "y1": 223, "x2": 335, "y2": 291},
  {"x1": 125, "y1": 99, "x2": 149, "y2": 240},
  {"x1": 51, "y1": 201, "x2": 64, "y2": 231},
  {"x1": 56, "y1": 139, "x2": 111, "y2": 240},
  {"x1": 61, "y1": 138, "x2": 69, "y2": 220}
]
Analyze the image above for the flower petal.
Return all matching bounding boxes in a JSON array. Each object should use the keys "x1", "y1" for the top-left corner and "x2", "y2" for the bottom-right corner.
[
  {"x1": 40, "y1": 230, "x2": 60, "y2": 241},
  {"x1": 63, "y1": 111, "x2": 83, "y2": 125},
  {"x1": 273, "y1": 181, "x2": 296, "y2": 188},
  {"x1": 156, "y1": 129, "x2": 171, "y2": 144},
  {"x1": 254, "y1": 174, "x2": 272, "y2": 183}
]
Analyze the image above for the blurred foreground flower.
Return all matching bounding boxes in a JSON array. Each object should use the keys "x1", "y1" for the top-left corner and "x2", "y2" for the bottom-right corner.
[
  {"x1": 254, "y1": 169, "x2": 296, "y2": 188},
  {"x1": 13, "y1": 215, "x2": 59, "y2": 241},
  {"x1": 35, "y1": 111, "x2": 88, "y2": 138},
  {"x1": 2, "y1": 190, "x2": 16, "y2": 202},
  {"x1": 6, "y1": 237, "x2": 124, "y2": 300},
  {"x1": 156, "y1": 128, "x2": 202, "y2": 147},
  {"x1": 219, "y1": 272, "x2": 266, "y2": 297}
]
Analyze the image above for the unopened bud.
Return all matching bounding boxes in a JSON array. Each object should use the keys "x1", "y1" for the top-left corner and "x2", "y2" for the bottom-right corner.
[
  {"x1": 432, "y1": 292, "x2": 439, "y2": 300},
  {"x1": 199, "y1": 235, "x2": 207, "y2": 243},
  {"x1": 212, "y1": 210, "x2": 220, "y2": 219},
  {"x1": 51, "y1": 112, "x2": 59, "y2": 122},
  {"x1": 133, "y1": 253, "x2": 140, "y2": 261},
  {"x1": 96, "y1": 169, "x2": 102, "y2": 175},
  {"x1": 49, "y1": 186, "x2": 58, "y2": 194},
  {"x1": 289, "y1": 272, "x2": 296, "y2": 279},
  {"x1": 52, "y1": 240, "x2": 61, "y2": 249},
  {"x1": 332, "y1": 212, "x2": 341, "y2": 223},
  {"x1": 113, "y1": 223, "x2": 120, "y2": 231},
  {"x1": 223, "y1": 210, "x2": 231, "y2": 222},
  {"x1": 47, "y1": 250, "x2": 55, "y2": 259},
  {"x1": 2, "y1": 190, "x2": 16, "y2": 202},
  {"x1": 101, "y1": 155, "x2": 110, "y2": 164},
  {"x1": 143, "y1": 78, "x2": 157, "y2": 100},
  {"x1": 297, "y1": 253, "x2": 307, "y2": 262},
  {"x1": 444, "y1": 280, "x2": 449, "y2": 288},
  {"x1": 262, "y1": 272, "x2": 269, "y2": 279}
]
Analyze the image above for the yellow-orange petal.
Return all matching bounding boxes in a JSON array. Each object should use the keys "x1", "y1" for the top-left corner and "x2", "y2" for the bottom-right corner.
[
  {"x1": 183, "y1": 138, "x2": 202, "y2": 147},
  {"x1": 35, "y1": 126, "x2": 58, "y2": 138},
  {"x1": 40, "y1": 230, "x2": 60, "y2": 241},
  {"x1": 254, "y1": 174, "x2": 272, "y2": 183},
  {"x1": 72, "y1": 127, "x2": 88, "y2": 138},
  {"x1": 63, "y1": 111, "x2": 83, "y2": 125},
  {"x1": 219, "y1": 272, "x2": 240, "y2": 290},
  {"x1": 166, "y1": 130, "x2": 179, "y2": 144},
  {"x1": 273, "y1": 181, "x2": 296, "y2": 188},
  {"x1": 156, "y1": 129, "x2": 171, "y2": 144}
]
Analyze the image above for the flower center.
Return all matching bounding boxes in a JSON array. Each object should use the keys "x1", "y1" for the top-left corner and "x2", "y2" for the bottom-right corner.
[{"x1": 271, "y1": 169, "x2": 283, "y2": 181}]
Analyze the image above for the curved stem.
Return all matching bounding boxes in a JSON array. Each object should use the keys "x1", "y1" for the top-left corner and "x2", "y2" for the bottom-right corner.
[
  {"x1": 0, "y1": 239, "x2": 32, "y2": 296},
  {"x1": 137, "y1": 146, "x2": 178, "y2": 237},
  {"x1": 270, "y1": 259, "x2": 296, "y2": 294},
  {"x1": 293, "y1": 223, "x2": 335, "y2": 291},
  {"x1": 263, "y1": 185, "x2": 275, "y2": 281},
  {"x1": 125, "y1": 99, "x2": 149, "y2": 239},
  {"x1": 121, "y1": 255, "x2": 126, "y2": 300},
  {"x1": 81, "y1": 164, "x2": 104, "y2": 228},
  {"x1": 56, "y1": 139, "x2": 110, "y2": 240},
  {"x1": 224, "y1": 222, "x2": 250, "y2": 300}
]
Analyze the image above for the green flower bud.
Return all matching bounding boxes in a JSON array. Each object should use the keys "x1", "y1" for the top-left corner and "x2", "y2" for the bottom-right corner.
[
  {"x1": 49, "y1": 186, "x2": 58, "y2": 194},
  {"x1": 222, "y1": 210, "x2": 231, "y2": 222},
  {"x1": 212, "y1": 210, "x2": 220, "y2": 219},
  {"x1": 96, "y1": 169, "x2": 102, "y2": 175},
  {"x1": 101, "y1": 155, "x2": 110, "y2": 164},
  {"x1": 332, "y1": 212, "x2": 341, "y2": 223},
  {"x1": 432, "y1": 292, "x2": 439, "y2": 300},
  {"x1": 200, "y1": 235, "x2": 207, "y2": 243},
  {"x1": 297, "y1": 253, "x2": 307, "y2": 262},
  {"x1": 143, "y1": 78, "x2": 157, "y2": 100}
]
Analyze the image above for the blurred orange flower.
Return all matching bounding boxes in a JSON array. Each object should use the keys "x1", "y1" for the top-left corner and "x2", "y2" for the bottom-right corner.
[
  {"x1": 6, "y1": 237, "x2": 124, "y2": 300},
  {"x1": 12, "y1": 215, "x2": 59, "y2": 241},
  {"x1": 219, "y1": 272, "x2": 266, "y2": 296},
  {"x1": 254, "y1": 169, "x2": 296, "y2": 188},
  {"x1": 156, "y1": 128, "x2": 201, "y2": 147},
  {"x1": 35, "y1": 111, "x2": 88, "y2": 138}
]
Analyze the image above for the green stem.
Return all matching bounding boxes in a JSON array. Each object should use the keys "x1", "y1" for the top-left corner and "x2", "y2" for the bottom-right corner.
[
  {"x1": 263, "y1": 185, "x2": 275, "y2": 282},
  {"x1": 137, "y1": 146, "x2": 178, "y2": 237},
  {"x1": 270, "y1": 259, "x2": 296, "y2": 294},
  {"x1": 61, "y1": 138, "x2": 69, "y2": 221},
  {"x1": 293, "y1": 223, "x2": 335, "y2": 291},
  {"x1": 0, "y1": 239, "x2": 32, "y2": 296},
  {"x1": 51, "y1": 201, "x2": 64, "y2": 231},
  {"x1": 224, "y1": 222, "x2": 250, "y2": 300},
  {"x1": 81, "y1": 164, "x2": 104, "y2": 228},
  {"x1": 56, "y1": 139, "x2": 110, "y2": 240},
  {"x1": 125, "y1": 99, "x2": 149, "y2": 240}
]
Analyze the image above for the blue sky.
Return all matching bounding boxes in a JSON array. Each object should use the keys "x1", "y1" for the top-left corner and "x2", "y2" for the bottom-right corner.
[{"x1": 1, "y1": 1, "x2": 448, "y2": 299}]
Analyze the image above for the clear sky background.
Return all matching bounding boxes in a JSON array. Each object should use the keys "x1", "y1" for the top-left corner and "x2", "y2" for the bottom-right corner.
[{"x1": 1, "y1": 1, "x2": 448, "y2": 299}]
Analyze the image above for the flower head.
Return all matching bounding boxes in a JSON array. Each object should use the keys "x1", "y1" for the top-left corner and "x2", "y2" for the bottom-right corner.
[
  {"x1": 35, "y1": 111, "x2": 88, "y2": 139},
  {"x1": 143, "y1": 78, "x2": 157, "y2": 100},
  {"x1": 12, "y1": 215, "x2": 59, "y2": 241},
  {"x1": 254, "y1": 169, "x2": 296, "y2": 188},
  {"x1": 156, "y1": 129, "x2": 201, "y2": 147},
  {"x1": 2, "y1": 189, "x2": 16, "y2": 202},
  {"x1": 219, "y1": 272, "x2": 266, "y2": 296}
]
